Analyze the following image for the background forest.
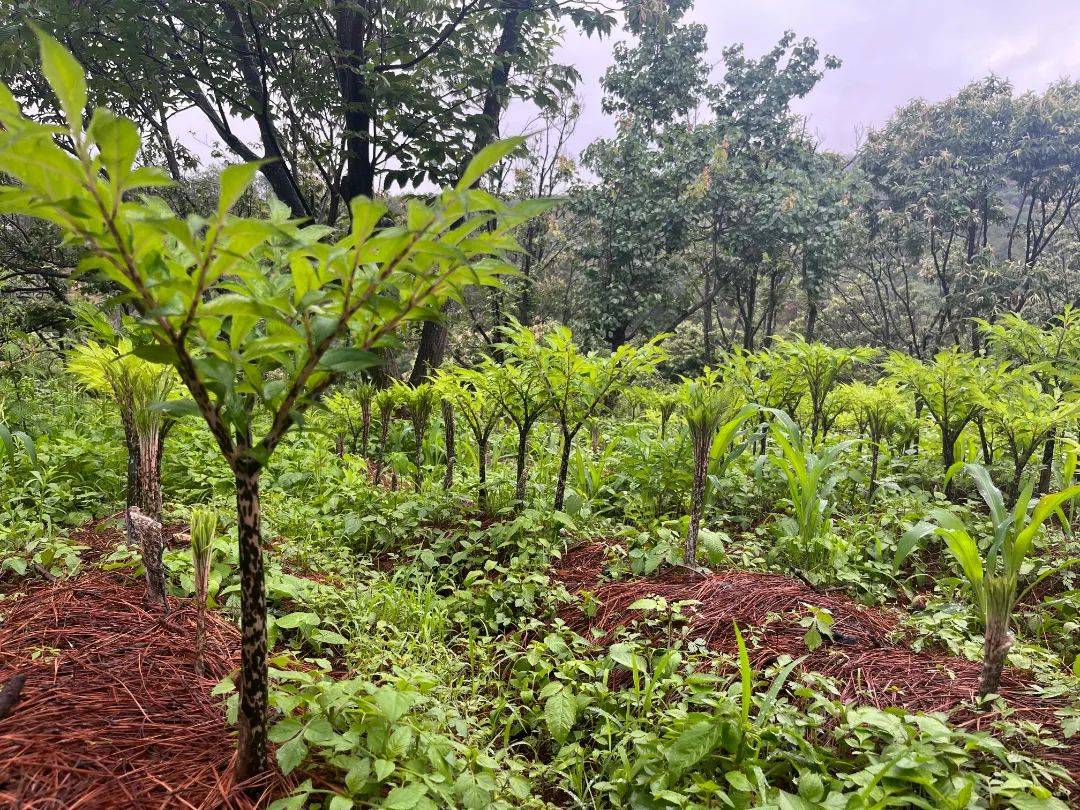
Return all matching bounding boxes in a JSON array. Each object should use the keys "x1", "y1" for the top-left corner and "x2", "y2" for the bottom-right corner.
[{"x1": 2, "y1": 0, "x2": 1077, "y2": 378}]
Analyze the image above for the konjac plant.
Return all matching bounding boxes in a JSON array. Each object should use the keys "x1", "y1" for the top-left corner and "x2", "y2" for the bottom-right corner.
[{"x1": 0, "y1": 32, "x2": 544, "y2": 781}]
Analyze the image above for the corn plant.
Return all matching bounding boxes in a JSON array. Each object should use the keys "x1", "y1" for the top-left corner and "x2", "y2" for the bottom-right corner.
[
  {"x1": 768, "y1": 410, "x2": 855, "y2": 572},
  {"x1": 0, "y1": 32, "x2": 541, "y2": 781},
  {"x1": 189, "y1": 506, "x2": 218, "y2": 677},
  {"x1": 681, "y1": 370, "x2": 752, "y2": 566},
  {"x1": 895, "y1": 463, "x2": 1080, "y2": 699}
]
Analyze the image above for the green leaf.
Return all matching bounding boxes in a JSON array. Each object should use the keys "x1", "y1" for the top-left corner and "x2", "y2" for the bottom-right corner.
[
  {"x1": 218, "y1": 161, "x2": 266, "y2": 215},
  {"x1": 34, "y1": 27, "x2": 87, "y2": 127},
  {"x1": 89, "y1": 109, "x2": 140, "y2": 185},
  {"x1": 893, "y1": 521, "x2": 938, "y2": 570},
  {"x1": 543, "y1": 687, "x2": 577, "y2": 744},
  {"x1": 733, "y1": 621, "x2": 752, "y2": 726},
  {"x1": 320, "y1": 348, "x2": 383, "y2": 373},
  {"x1": 276, "y1": 733, "x2": 307, "y2": 775},
  {"x1": 665, "y1": 719, "x2": 721, "y2": 775},
  {"x1": 274, "y1": 611, "x2": 320, "y2": 629},
  {"x1": 726, "y1": 771, "x2": 753, "y2": 792},
  {"x1": 328, "y1": 796, "x2": 354, "y2": 810},
  {"x1": 457, "y1": 137, "x2": 524, "y2": 190},
  {"x1": 383, "y1": 782, "x2": 427, "y2": 809}
]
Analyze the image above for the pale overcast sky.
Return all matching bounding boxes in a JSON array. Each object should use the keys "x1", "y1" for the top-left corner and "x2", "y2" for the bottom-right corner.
[{"x1": 503, "y1": 0, "x2": 1080, "y2": 155}]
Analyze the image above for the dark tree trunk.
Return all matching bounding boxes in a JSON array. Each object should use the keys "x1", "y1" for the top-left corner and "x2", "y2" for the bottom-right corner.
[
  {"x1": 477, "y1": 438, "x2": 489, "y2": 513},
  {"x1": 410, "y1": 316, "x2": 452, "y2": 386},
  {"x1": 1037, "y1": 433, "x2": 1056, "y2": 495},
  {"x1": 685, "y1": 438, "x2": 710, "y2": 566},
  {"x1": 374, "y1": 417, "x2": 390, "y2": 483},
  {"x1": 942, "y1": 430, "x2": 957, "y2": 500},
  {"x1": 220, "y1": 2, "x2": 310, "y2": 220},
  {"x1": 442, "y1": 400, "x2": 455, "y2": 490},
  {"x1": 514, "y1": 426, "x2": 529, "y2": 507},
  {"x1": 409, "y1": 2, "x2": 530, "y2": 385},
  {"x1": 361, "y1": 404, "x2": 372, "y2": 457},
  {"x1": 334, "y1": 0, "x2": 375, "y2": 204},
  {"x1": 554, "y1": 429, "x2": 573, "y2": 511},
  {"x1": 868, "y1": 442, "x2": 880, "y2": 500},
  {"x1": 233, "y1": 461, "x2": 269, "y2": 783}
]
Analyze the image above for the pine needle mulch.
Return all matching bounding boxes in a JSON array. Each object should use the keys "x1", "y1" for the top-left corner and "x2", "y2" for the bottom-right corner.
[
  {"x1": 0, "y1": 570, "x2": 294, "y2": 809},
  {"x1": 552, "y1": 541, "x2": 1080, "y2": 782}
]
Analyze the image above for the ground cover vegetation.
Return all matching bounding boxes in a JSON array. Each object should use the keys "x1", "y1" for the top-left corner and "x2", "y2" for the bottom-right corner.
[{"x1": 2, "y1": 2, "x2": 1080, "y2": 808}]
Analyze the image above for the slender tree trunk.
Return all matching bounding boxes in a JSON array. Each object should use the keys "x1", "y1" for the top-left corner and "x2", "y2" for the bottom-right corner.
[
  {"x1": 335, "y1": 433, "x2": 345, "y2": 458},
  {"x1": 942, "y1": 429, "x2": 957, "y2": 500},
  {"x1": 702, "y1": 264, "x2": 714, "y2": 366},
  {"x1": 477, "y1": 438, "x2": 489, "y2": 513},
  {"x1": 868, "y1": 442, "x2": 880, "y2": 500},
  {"x1": 554, "y1": 429, "x2": 573, "y2": 512},
  {"x1": 233, "y1": 461, "x2": 268, "y2": 783},
  {"x1": 122, "y1": 415, "x2": 140, "y2": 543},
  {"x1": 373, "y1": 417, "x2": 390, "y2": 483},
  {"x1": 514, "y1": 426, "x2": 529, "y2": 507},
  {"x1": 442, "y1": 400, "x2": 455, "y2": 491},
  {"x1": 361, "y1": 404, "x2": 371, "y2": 457},
  {"x1": 1037, "y1": 433, "x2": 1056, "y2": 495},
  {"x1": 409, "y1": 2, "x2": 531, "y2": 385},
  {"x1": 685, "y1": 437, "x2": 710, "y2": 566}
]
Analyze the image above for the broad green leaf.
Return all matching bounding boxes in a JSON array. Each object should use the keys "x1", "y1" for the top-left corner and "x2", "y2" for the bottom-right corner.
[
  {"x1": 275, "y1": 733, "x2": 307, "y2": 775},
  {"x1": 34, "y1": 27, "x2": 87, "y2": 127},
  {"x1": 543, "y1": 687, "x2": 576, "y2": 744},
  {"x1": 457, "y1": 136, "x2": 525, "y2": 190},
  {"x1": 218, "y1": 161, "x2": 266, "y2": 215},
  {"x1": 89, "y1": 109, "x2": 140, "y2": 185},
  {"x1": 665, "y1": 718, "x2": 721, "y2": 775},
  {"x1": 893, "y1": 521, "x2": 937, "y2": 569},
  {"x1": 383, "y1": 782, "x2": 427, "y2": 810}
]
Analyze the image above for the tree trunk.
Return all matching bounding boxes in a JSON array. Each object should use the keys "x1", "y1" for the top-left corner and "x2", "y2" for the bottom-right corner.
[
  {"x1": 127, "y1": 506, "x2": 167, "y2": 611},
  {"x1": 373, "y1": 417, "x2": 390, "y2": 483},
  {"x1": 408, "y1": 2, "x2": 530, "y2": 385},
  {"x1": 233, "y1": 462, "x2": 269, "y2": 783},
  {"x1": 978, "y1": 611, "x2": 1013, "y2": 700},
  {"x1": 554, "y1": 430, "x2": 573, "y2": 512},
  {"x1": 122, "y1": 417, "x2": 140, "y2": 544},
  {"x1": 1037, "y1": 433, "x2": 1056, "y2": 495},
  {"x1": 361, "y1": 404, "x2": 371, "y2": 457},
  {"x1": 942, "y1": 430, "x2": 957, "y2": 500},
  {"x1": 868, "y1": 442, "x2": 880, "y2": 500},
  {"x1": 442, "y1": 400, "x2": 455, "y2": 491},
  {"x1": 477, "y1": 438, "x2": 489, "y2": 513},
  {"x1": 685, "y1": 444, "x2": 709, "y2": 566},
  {"x1": 514, "y1": 425, "x2": 529, "y2": 507}
]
